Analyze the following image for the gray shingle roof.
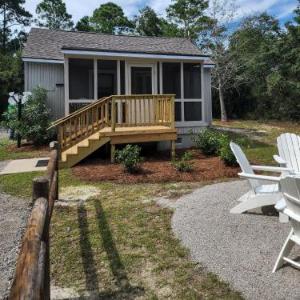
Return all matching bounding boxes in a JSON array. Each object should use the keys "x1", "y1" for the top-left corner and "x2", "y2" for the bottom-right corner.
[{"x1": 23, "y1": 28, "x2": 207, "y2": 61}]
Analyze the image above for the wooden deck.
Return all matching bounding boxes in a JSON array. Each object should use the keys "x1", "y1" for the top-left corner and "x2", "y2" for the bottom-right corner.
[{"x1": 50, "y1": 95, "x2": 177, "y2": 168}]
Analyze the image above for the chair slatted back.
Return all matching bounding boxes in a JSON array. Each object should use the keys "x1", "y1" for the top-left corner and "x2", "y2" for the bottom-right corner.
[
  {"x1": 280, "y1": 176, "x2": 300, "y2": 236},
  {"x1": 230, "y1": 142, "x2": 260, "y2": 190},
  {"x1": 277, "y1": 133, "x2": 300, "y2": 172}
]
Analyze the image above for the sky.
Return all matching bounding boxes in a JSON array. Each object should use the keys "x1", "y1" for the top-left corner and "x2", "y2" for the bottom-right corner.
[{"x1": 24, "y1": 0, "x2": 298, "y2": 27}]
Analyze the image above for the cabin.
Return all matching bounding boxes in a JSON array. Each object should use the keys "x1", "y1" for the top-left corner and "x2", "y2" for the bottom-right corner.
[{"x1": 22, "y1": 28, "x2": 213, "y2": 167}]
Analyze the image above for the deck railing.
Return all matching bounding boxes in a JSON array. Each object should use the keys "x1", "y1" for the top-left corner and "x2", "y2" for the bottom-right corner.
[
  {"x1": 50, "y1": 94, "x2": 175, "y2": 152},
  {"x1": 9, "y1": 142, "x2": 59, "y2": 300}
]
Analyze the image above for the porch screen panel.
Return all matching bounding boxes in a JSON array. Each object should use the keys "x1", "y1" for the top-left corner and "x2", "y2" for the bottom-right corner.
[
  {"x1": 98, "y1": 60, "x2": 117, "y2": 98},
  {"x1": 69, "y1": 59, "x2": 94, "y2": 99},
  {"x1": 157, "y1": 62, "x2": 160, "y2": 93},
  {"x1": 120, "y1": 61, "x2": 125, "y2": 95},
  {"x1": 175, "y1": 102, "x2": 182, "y2": 121},
  {"x1": 162, "y1": 63, "x2": 181, "y2": 98},
  {"x1": 184, "y1": 102, "x2": 202, "y2": 121},
  {"x1": 184, "y1": 63, "x2": 202, "y2": 99}
]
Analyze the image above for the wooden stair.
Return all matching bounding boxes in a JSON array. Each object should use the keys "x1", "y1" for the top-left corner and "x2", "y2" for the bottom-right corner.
[
  {"x1": 59, "y1": 132, "x2": 110, "y2": 168},
  {"x1": 49, "y1": 94, "x2": 177, "y2": 169}
]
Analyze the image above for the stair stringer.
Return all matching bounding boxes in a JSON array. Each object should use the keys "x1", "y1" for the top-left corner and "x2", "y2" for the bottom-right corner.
[{"x1": 59, "y1": 135, "x2": 110, "y2": 169}]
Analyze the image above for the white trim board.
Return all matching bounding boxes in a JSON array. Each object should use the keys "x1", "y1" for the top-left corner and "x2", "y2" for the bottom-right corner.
[
  {"x1": 23, "y1": 58, "x2": 64, "y2": 64},
  {"x1": 62, "y1": 49, "x2": 208, "y2": 61}
]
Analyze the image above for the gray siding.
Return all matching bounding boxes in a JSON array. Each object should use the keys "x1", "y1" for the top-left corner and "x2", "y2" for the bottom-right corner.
[
  {"x1": 203, "y1": 68, "x2": 212, "y2": 124},
  {"x1": 24, "y1": 62, "x2": 64, "y2": 119}
]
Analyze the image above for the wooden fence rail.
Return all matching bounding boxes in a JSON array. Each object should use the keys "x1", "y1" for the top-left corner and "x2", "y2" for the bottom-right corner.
[{"x1": 9, "y1": 142, "x2": 59, "y2": 300}]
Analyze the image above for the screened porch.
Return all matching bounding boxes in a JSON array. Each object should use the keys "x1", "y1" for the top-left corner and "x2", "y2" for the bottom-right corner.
[{"x1": 64, "y1": 57, "x2": 205, "y2": 126}]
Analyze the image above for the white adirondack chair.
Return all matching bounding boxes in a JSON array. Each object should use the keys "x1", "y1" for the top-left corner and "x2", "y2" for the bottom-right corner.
[
  {"x1": 274, "y1": 133, "x2": 300, "y2": 173},
  {"x1": 230, "y1": 142, "x2": 292, "y2": 221},
  {"x1": 273, "y1": 175, "x2": 300, "y2": 272}
]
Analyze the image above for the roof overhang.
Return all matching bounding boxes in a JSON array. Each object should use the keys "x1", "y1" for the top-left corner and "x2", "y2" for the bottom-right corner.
[{"x1": 61, "y1": 48, "x2": 209, "y2": 62}]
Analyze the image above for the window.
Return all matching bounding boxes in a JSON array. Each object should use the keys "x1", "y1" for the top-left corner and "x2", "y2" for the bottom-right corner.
[
  {"x1": 69, "y1": 59, "x2": 94, "y2": 99},
  {"x1": 98, "y1": 60, "x2": 117, "y2": 98},
  {"x1": 175, "y1": 102, "x2": 182, "y2": 121},
  {"x1": 184, "y1": 102, "x2": 202, "y2": 121},
  {"x1": 162, "y1": 63, "x2": 181, "y2": 98},
  {"x1": 184, "y1": 63, "x2": 201, "y2": 99}
]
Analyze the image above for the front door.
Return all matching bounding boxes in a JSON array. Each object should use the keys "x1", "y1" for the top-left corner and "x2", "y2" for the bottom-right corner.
[
  {"x1": 127, "y1": 63, "x2": 156, "y2": 94},
  {"x1": 131, "y1": 67, "x2": 152, "y2": 94}
]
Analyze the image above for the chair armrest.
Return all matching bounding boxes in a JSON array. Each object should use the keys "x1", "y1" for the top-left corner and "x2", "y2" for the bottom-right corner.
[
  {"x1": 273, "y1": 155, "x2": 287, "y2": 166},
  {"x1": 251, "y1": 165, "x2": 293, "y2": 173},
  {"x1": 275, "y1": 198, "x2": 286, "y2": 212},
  {"x1": 238, "y1": 172, "x2": 280, "y2": 183}
]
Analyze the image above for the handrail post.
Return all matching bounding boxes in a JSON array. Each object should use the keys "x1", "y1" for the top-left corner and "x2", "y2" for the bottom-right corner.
[
  {"x1": 111, "y1": 96, "x2": 116, "y2": 132},
  {"x1": 170, "y1": 95, "x2": 175, "y2": 129}
]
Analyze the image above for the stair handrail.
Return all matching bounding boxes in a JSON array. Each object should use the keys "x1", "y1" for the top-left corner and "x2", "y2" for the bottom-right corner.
[{"x1": 48, "y1": 96, "x2": 111, "y2": 129}]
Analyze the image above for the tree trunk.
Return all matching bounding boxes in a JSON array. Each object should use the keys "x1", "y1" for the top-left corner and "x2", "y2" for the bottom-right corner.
[{"x1": 218, "y1": 77, "x2": 228, "y2": 122}]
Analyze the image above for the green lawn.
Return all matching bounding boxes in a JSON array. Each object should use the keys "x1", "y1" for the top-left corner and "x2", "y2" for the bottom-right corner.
[
  {"x1": 213, "y1": 120, "x2": 300, "y2": 165},
  {"x1": 0, "y1": 169, "x2": 241, "y2": 299}
]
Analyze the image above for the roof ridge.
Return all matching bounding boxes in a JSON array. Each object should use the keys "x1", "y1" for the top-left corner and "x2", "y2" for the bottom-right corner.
[{"x1": 30, "y1": 27, "x2": 192, "y2": 41}]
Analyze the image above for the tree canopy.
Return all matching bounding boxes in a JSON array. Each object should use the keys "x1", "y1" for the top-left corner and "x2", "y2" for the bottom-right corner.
[
  {"x1": 75, "y1": 16, "x2": 94, "y2": 32},
  {"x1": 135, "y1": 6, "x2": 163, "y2": 36},
  {"x1": 35, "y1": 0, "x2": 73, "y2": 30},
  {"x1": 166, "y1": 0, "x2": 212, "y2": 41},
  {"x1": 0, "y1": 0, "x2": 31, "y2": 52},
  {"x1": 90, "y1": 2, "x2": 134, "y2": 34}
]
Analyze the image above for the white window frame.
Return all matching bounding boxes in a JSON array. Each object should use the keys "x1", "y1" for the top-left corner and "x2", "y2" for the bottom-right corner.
[
  {"x1": 66, "y1": 56, "x2": 121, "y2": 115},
  {"x1": 160, "y1": 61, "x2": 204, "y2": 126}
]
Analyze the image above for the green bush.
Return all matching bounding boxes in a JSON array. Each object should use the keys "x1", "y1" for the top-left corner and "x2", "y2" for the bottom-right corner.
[
  {"x1": 218, "y1": 135, "x2": 238, "y2": 166},
  {"x1": 172, "y1": 151, "x2": 193, "y2": 172},
  {"x1": 193, "y1": 128, "x2": 223, "y2": 155},
  {"x1": 115, "y1": 144, "x2": 143, "y2": 173},
  {"x1": 2, "y1": 87, "x2": 54, "y2": 145},
  {"x1": 192, "y1": 128, "x2": 237, "y2": 166}
]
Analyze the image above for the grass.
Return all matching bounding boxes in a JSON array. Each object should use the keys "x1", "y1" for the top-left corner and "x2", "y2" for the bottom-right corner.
[
  {"x1": 0, "y1": 138, "x2": 48, "y2": 161},
  {"x1": 213, "y1": 119, "x2": 300, "y2": 165},
  {"x1": 51, "y1": 182, "x2": 241, "y2": 299},
  {"x1": 0, "y1": 169, "x2": 241, "y2": 299}
]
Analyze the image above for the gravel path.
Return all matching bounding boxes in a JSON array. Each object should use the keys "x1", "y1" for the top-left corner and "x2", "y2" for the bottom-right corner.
[
  {"x1": 0, "y1": 192, "x2": 31, "y2": 298},
  {"x1": 172, "y1": 180, "x2": 300, "y2": 300}
]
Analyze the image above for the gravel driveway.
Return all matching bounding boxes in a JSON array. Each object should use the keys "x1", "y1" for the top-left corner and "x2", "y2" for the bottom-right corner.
[
  {"x1": 0, "y1": 192, "x2": 31, "y2": 298},
  {"x1": 172, "y1": 180, "x2": 300, "y2": 300}
]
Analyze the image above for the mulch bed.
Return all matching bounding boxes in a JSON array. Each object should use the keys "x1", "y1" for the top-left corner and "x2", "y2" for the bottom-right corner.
[
  {"x1": 6, "y1": 142, "x2": 49, "y2": 156},
  {"x1": 72, "y1": 150, "x2": 239, "y2": 184}
]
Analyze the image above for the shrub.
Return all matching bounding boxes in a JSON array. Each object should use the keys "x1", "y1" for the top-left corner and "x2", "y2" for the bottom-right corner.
[
  {"x1": 115, "y1": 144, "x2": 143, "y2": 173},
  {"x1": 21, "y1": 87, "x2": 54, "y2": 145},
  {"x1": 218, "y1": 135, "x2": 238, "y2": 166},
  {"x1": 2, "y1": 87, "x2": 54, "y2": 145},
  {"x1": 193, "y1": 128, "x2": 223, "y2": 155},
  {"x1": 172, "y1": 151, "x2": 193, "y2": 172}
]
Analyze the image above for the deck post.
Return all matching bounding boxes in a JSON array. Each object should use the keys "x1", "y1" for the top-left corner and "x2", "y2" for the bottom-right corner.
[
  {"x1": 170, "y1": 95, "x2": 175, "y2": 129},
  {"x1": 171, "y1": 140, "x2": 176, "y2": 159},
  {"x1": 111, "y1": 144, "x2": 116, "y2": 163},
  {"x1": 111, "y1": 96, "x2": 116, "y2": 132}
]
